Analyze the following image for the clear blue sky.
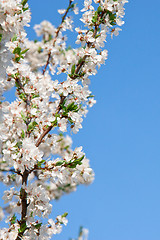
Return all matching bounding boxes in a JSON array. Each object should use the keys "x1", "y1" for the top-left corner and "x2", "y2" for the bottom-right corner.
[{"x1": 2, "y1": 0, "x2": 160, "y2": 239}]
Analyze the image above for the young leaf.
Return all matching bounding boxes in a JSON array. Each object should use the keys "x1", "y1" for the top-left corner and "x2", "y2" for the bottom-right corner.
[
  {"x1": 13, "y1": 47, "x2": 21, "y2": 55},
  {"x1": 18, "y1": 221, "x2": 27, "y2": 233},
  {"x1": 10, "y1": 214, "x2": 16, "y2": 225},
  {"x1": 62, "y1": 212, "x2": 68, "y2": 218},
  {"x1": 27, "y1": 121, "x2": 38, "y2": 132},
  {"x1": 37, "y1": 160, "x2": 46, "y2": 167},
  {"x1": 34, "y1": 223, "x2": 42, "y2": 229},
  {"x1": 21, "y1": 129, "x2": 25, "y2": 139},
  {"x1": 55, "y1": 160, "x2": 65, "y2": 166},
  {"x1": 21, "y1": 0, "x2": 28, "y2": 7},
  {"x1": 21, "y1": 111, "x2": 27, "y2": 123},
  {"x1": 11, "y1": 34, "x2": 17, "y2": 42},
  {"x1": 21, "y1": 48, "x2": 29, "y2": 54},
  {"x1": 71, "y1": 64, "x2": 76, "y2": 75},
  {"x1": 0, "y1": 34, "x2": 2, "y2": 42}
]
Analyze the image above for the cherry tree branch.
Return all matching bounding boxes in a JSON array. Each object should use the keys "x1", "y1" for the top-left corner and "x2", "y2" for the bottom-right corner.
[
  {"x1": 42, "y1": 0, "x2": 73, "y2": 75},
  {"x1": 35, "y1": 95, "x2": 65, "y2": 147},
  {"x1": 70, "y1": 10, "x2": 106, "y2": 80},
  {"x1": 16, "y1": 169, "x2": 29, "y2": 240}
]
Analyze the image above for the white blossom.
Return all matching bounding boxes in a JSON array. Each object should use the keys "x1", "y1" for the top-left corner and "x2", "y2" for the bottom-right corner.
[{"x1": 0, "y1": 0, "x2": 127, "y2": 238}]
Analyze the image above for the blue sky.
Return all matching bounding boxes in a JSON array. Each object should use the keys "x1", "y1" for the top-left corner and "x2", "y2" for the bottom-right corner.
[{"x1": 1, "y1": 0, "x2": 160, "y2": 239}]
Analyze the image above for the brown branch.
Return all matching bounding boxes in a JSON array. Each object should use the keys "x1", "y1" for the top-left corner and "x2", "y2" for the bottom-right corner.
[
  {"x1": 15, "y1": 78, "x2": 25, "y2": 92},
  {"x1": 21, "y1": 169, "x2": 28, "y2": 218},
  {"x1": 35, "y1": 96, "x2": 65, "y2": 148},
  {"x1": 55, "y1": 0, "x2": 73, "y2": 38},
  {"x1": 42, "y1": 0, "x2": 73, "y2": 75},
  {"x1": 15, "y1": 77, "x2": 31, "y2": 126},
  {"x1": 75, "y1": 55, "x2": 87, "y2": 75},
  {"x1": 70, "y1": 25, "x2": 99, "y2": 79},
  {"x1": 69, "y1": 10, "x2": 105, "y2": 80},
  {"x1": 42, "y1": 51, "x2": 51, "y2": 75},
  {"x1": 0, "y1": 168, "x2": 22, "y2": 177},
  {"x1": 16, "y1": 169, "x2": 29, "y2": 240},
  {"x1": 35, "y1": 125, "x2": 53, "y2": 147}
]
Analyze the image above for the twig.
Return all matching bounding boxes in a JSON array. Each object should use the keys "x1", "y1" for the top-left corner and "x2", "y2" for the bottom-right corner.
[
  {"x1": 42, "y1": 0, "x2": 73, "y2": 75},
  {"x1": 35, "y1": 96, "x2": 65, "y2": 147}
]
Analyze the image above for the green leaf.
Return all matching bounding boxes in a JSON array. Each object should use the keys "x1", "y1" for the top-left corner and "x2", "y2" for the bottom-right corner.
[
  {"x1": 31, "y1": 93, "x2": 39, "y2": 99},
  {"x1": 37, "y1": 160, "x2": 46, "y2": 167},
  {"x1": 70, "y1": 3, "x2": 75, "y2": 9},
  {"x1": 71, "y1": 64, "x2": 76, "y2": 75},
  {"x1": 78, "y1": 58, "x2": 83, "y2": 65},
  {"x1": 55, "y1": 160, "x2": 65, "y2": 166},
  {"x1": 10, "y1": 174, "x2": 16, "y2": 180},
  {"x1": 68, "y1": 118, "x2": 74, "y2": 125},
  {"x1": 34, "y1": 223, "x2": 42, "y2": 229},
  {"x1": 48, "y1": 34, "x2": 53, "y2": 41},
  {"x1": 15, "y1": 82, "x2": 19, "y2": 89},
  {"x1": 21, "y1": 0, "x2": 28, "y2": 7},
  {"x1": 9, "y1": 74, "x2": 15, "y2": 79},
  {"x1": 77, "y1": 155, "x2": 85, "y2": 162},
  {"x1": 95, "y1": 33, "x2": 101, "y2": 38},
  {"x1": 58, "y1": 183, "x2": 70, "y2": 191},
  {"x1": 92, "y1": 11, "x2": 98, "y2": 24},
  {"x1": 22, "y1": 7, "x2": 29, "y2": 11},
  {"x1": 13, "y1": 47, "x2": 21, "y2": 55},
  {"x1": 0, "y1": 34, "x2": 2, "y2": 42},
  {"x1": 110, "y1": 13, "x2": 116, "y2": 21},
  {"x1": 21, "y1": 130, "x2": 25, "y2": 139},
  {"x1": 67, "y1": 155, "x2": 85, "y2": 168},
  {"x1": 62, "y1": 212, "x2": 68, "y2": 218},
  {"x1": 57, "y1": 138, "x2": 63, "y2": 142},
  {"x1": 66, "y1": 45, "x2": 72, "y2": 51},
  {"x1": 30, "y1": 211, "x2": 33, "y2": 217},
  {"x1": 38, "y1": 47, "x2": 42, "y2": 53},
  {"x1": 19, "y1": 92, "x2": 26, "y2": 101},
  {"x1": 18, "y1": 221, "x2": 27, "y2": 233},
  {"x1": 66, "y1": 102, "x2": 74, "y2": 111},
  {"x1": 15, "y1": 141, "x2": 22, "y2": 149},
  {"x1": 87, "y1": 94, "x2": 95, "y2": 98},
  {"x1": 11, "y1": 34, "x2": 17, "y2": 42},
  {"x1": 97, "y1": 6, "x2": 102, "y2": 13},
  {"x1": 66, "y1": 102, "x2": 78, "y2": 112},
  {"x1": 27, "y1": 121, "x2": 38, "y2": 132},
  {"x1": 21, "y1": 111, "x2": 27, "y2": 123},
  {"x1": 64, "y1": 145, "x2": 70, "y2": 150},
  {"x1": 15, "y1": 72, "x2": 20, "y2": 78},
  {"x1": 10, "y1": 214, "x2": 16, "y2": 225},
  {"x1": 21, "y1": 48, "x2": 29, "y2": 54},
  {"x1": 60, "y1": 99, "x2": 67, "y2": 111},
  {"x1": 51, "y1": 119, "x2": 57, "y2": 126},
  {"x1": 15, "y1": 56, "x2": 21, "y2": 62}
]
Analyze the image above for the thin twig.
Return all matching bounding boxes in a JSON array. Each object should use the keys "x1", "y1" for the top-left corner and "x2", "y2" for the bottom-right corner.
[
  {"x1": 35, "y1": 96, "x2": 65, "y2": 147},
  {"x1": 42, "y1": 0, "x2": 73, "y2": 75},
  {"x1": 69, "y1": 11, "x2": 104, "y2": 80}
]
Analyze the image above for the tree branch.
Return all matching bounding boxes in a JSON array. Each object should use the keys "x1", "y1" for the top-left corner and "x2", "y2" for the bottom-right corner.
[
  {"x1": 35, "y1": 96, "x2": 65, "y2": 147},
  {"x1": 42, "y1": 0, "x2": 73, "y2": 75},
  {"x1": 16, "y1": 169, "x2": 29, "y2": 240}
]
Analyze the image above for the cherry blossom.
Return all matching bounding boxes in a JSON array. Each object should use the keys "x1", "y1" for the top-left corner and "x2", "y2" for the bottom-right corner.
[{"x1": 0, "y1": 0, "x2": 127, "y2": 239}]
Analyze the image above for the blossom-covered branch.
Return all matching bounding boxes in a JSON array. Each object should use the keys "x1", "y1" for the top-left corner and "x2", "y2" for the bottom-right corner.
[{"x1": 0, "y1": 0, "x2": 127, "y2": 239}]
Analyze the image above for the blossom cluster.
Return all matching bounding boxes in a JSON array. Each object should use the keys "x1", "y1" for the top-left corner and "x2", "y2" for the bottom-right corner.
[
  {"x1": 0, "y1": 0, "x2": 31, "y2": 100},
  {"x1": 0, "y1": 0, "x2": 127, "y2": 239}
]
